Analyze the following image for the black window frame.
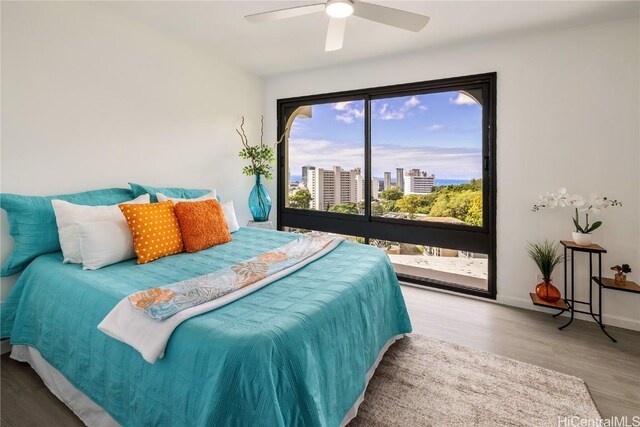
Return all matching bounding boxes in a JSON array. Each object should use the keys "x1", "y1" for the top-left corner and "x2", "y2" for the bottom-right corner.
[{"x1": 277, "y1": 72, "x2": 497, "y2": 299}]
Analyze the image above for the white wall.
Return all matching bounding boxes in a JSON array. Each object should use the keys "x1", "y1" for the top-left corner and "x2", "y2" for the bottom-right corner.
[
  {"x1": 264, "y1": 19, "x2": 640, "y2": 330},
  {"x1": 1, "y1": 2, "x2": 264, "y2": 297}
]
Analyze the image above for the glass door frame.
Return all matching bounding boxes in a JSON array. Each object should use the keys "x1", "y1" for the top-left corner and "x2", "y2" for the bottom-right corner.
[{"x1": 276, "y1": 72, "x2": 497, "y2": 299}]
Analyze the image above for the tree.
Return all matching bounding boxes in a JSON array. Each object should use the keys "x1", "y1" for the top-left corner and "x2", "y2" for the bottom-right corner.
[
  {"x1": 395, "y1": 195, "x2": 421, "y2": 219},
  {"x1": 371, "y1": 200, "x2": 387, "y2": 216},
  {"x1": 394, "y1": 193, "x2": 437, "y2": 218},
  {"x1": 464, "y1": 192, "x2": 483, "y2": 226},
  {"x1": 328, "y1": 203, "x2": 360, "y2": 214},
  {"x1": 289, "y1": 188, "x2": 311, "y2": 209},
  {"x1": 380, "y1": 187, "x2": 404, "y2": 201},
  {"x1": 429, "y1": 189, "x2": 482, "y2": 225}
]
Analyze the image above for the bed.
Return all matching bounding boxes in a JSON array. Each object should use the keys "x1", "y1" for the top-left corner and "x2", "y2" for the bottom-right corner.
[{"x1": 1, "y1": 227, "x2": 412, "y2": 426}]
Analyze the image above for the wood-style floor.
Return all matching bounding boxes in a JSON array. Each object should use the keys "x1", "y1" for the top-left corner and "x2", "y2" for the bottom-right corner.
[{"x1": 2, "y1": 285, "x2": 639, "y2": 426}]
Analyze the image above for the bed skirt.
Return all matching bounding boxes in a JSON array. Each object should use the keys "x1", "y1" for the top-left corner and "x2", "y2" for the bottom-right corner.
[{"x1": 11, "y1": 334, "x2": 406, "y2": 427}]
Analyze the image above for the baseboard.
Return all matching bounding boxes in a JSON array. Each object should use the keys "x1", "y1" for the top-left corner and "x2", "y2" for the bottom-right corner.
[
  {"x1": 1, "y1": 339, "x2": 12, "y2": 355},
  {"x1": 496, "y1": 295, "x2": 640, "y2": 332}
]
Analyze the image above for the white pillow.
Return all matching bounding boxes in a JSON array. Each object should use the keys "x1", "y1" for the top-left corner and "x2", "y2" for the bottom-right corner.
[
  {"x1": 77, "y1": 221, "x2": 136, "y2": 270},
  {"x1": 156, "y1": 191, "x2": 240, "y2": 233},
  {"x1": 156, "y1": 190, "x2": 217, "y2": 203},
  {"x1": 52, "y1": 194, "x2": 150, "y2": 264},
  {"x1": 221, "y1": 201, "x2": 240, "y2": 233}
]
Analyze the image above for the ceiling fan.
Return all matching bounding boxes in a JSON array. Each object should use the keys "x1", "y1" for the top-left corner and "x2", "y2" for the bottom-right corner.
[{"x1": 245, "y1": 0, "x2": 430, "y2": 52}]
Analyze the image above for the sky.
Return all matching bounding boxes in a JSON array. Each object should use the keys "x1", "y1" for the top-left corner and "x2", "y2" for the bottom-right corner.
[{"x1": 288, "y1": 90, "x2": 483, "y2": 181}]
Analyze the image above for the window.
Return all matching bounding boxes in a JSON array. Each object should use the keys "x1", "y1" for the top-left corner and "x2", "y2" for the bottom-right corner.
[
  {"x1": 277, "y1": 73, "x2": 496, "y2": 298},
  {"x1": 285, "y1": 100, "x2": 365, "y2": 215},
  {"x1": 371, "y1": 91, "x2": 484, "y2": 227}
]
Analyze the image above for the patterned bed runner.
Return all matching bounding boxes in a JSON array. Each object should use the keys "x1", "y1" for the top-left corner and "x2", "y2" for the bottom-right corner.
[{"x1": 130, "y1": 232, "x2": 343, "y2": 320}]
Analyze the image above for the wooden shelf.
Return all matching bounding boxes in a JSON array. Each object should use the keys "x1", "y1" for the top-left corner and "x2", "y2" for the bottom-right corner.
[
  {"x1": 592, "y1": 277, "x2": 640, "y2": 294},
  {"x1": 529, "y1": 293, "x2": 569, "y2": 310},
  {"x1": 560, "y1": 240, "x2": 607, "y2": 253}
]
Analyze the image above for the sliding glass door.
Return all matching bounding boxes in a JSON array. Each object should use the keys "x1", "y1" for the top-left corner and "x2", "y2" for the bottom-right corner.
[{"x1": 277, "y1": 73, "x2": 496, "y2": 298}]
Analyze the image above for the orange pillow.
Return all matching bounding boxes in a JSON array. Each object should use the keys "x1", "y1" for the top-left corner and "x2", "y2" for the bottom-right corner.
[
  {"x1": 119, "y1": 201, "x2": 184, "y2": 264},
  {"x1": 173, "y1": 199, "x2": 231, "y2": 253}
]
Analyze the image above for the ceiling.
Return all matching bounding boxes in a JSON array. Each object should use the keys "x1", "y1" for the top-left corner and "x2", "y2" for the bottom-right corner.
[{"x1": 101, "y1": 1, "x2": 639, "y2": 77}]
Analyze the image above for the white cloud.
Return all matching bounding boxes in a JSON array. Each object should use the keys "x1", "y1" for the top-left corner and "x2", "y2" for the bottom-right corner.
[
  {"x1": 405, "y1": 96, "x2": 420, "y2": 108},
  {"x1": 378, "y1": 103, "x2": 404, "y2": 120},
  {"x1": 427, "y1": 124, "x2": 444, "y2": 131},
  {"x1": 288, "y1": 138, "x2": 482, "y2": 180},
  {"x1": 371, "y1": 144, "x2": 482, "y2": 179},
  {"x1": 332, "y1": 101, "x2": 364, "y2": 124},
  {"x1": 333, "y1": 101, "x2": 352, "y2": 111},
  {"x1": 289, "y1": 138, "x2": 365, "y2": 172},
  {"x1": 450, "y1": 93, "x2": 479, "y2": 105},
  {"x1": 336, "y1": 114, "x2": 355, "y2": 124},
  {"x1": 376, "y1": 95, "x2": 424, "y2": 121}
]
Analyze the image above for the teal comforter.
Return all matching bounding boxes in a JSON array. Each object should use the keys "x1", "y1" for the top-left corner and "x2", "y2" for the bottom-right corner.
[{"x1": 1, "y1": 228, "x2": 412, "y2": 426}]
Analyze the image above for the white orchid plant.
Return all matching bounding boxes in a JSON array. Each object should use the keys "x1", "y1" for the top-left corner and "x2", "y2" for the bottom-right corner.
[{"x1": 532, "y1": 188, "x2": 622, "y2": 234}]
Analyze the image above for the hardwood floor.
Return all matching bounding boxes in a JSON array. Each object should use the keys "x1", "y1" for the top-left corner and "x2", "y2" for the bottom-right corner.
[{"x1": 1, "y1": 285, "x2": 638, "y2": 425}]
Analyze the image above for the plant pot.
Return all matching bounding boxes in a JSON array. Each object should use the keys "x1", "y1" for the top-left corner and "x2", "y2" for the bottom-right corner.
[
  {"x1": 572, "y1": 232, "x2": 592, "y2": 246},
  {"x1": 248, "y1": 174, "x2": 271, "y2": 222},
  {"x1": 536, "y1": 280, "x2": 561, "y2": 303},
  {"x1": 614, "y1": 273, "x2": 627, "y2": 285}
]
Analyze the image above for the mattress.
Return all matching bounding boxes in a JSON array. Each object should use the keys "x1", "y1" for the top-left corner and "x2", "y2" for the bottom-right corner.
[{"x1": 2, "y1": 227, "x2": 412, "y2": 426}]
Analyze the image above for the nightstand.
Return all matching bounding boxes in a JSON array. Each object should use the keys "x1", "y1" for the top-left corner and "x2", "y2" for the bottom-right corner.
[{"x1": 246, "y1": 220, "x2": 274, "y2": 230}]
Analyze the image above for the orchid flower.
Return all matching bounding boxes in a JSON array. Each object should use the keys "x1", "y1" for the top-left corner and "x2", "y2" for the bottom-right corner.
[{"x1": 533, "y1": 188, "x2": 621, "y2": 234}]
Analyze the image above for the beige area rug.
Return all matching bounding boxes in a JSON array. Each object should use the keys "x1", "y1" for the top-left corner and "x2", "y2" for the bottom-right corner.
[{"x1": 349, "y1": 335, "x2": 601, "y2": 426}]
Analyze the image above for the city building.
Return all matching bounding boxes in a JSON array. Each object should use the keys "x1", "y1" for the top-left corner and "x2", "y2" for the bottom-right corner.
[
  {"x1": 301, "y1": 165, "x2": 315, "y2": 188},
  {"x1": 396, "y1": 168, "x2": 404, "y2": 192},
  {"x1": 356, "y1": 175, "x2": 380, "y2": 202},
  {"x1": 383, "y1": 172, "x2": 391, "y2": 190},
  {"x1": 404, "y1": 169, "x2": 436, "y2": 194},
  {"x1": 307, "y1": 166, "x2": 358, "y2": 210}
]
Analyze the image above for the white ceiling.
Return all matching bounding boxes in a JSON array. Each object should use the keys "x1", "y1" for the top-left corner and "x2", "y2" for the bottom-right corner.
[{"x1": 101, "y1": 1, "x2": 639, "y2": 76}]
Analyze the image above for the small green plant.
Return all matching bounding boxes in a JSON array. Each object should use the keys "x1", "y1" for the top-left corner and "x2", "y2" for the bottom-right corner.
[
  {"x1": 527, "y1": 240, "x2": 564, "y2": 282},
  {"x1": 236, "y1": 116, "x2": 286, "y2": 180},
  {"x1": 611, "y1": 264, "x2": 632, "y2": 274},
  {"x1": 572, "y1": 207, "x2": 601, "y2": 234}
]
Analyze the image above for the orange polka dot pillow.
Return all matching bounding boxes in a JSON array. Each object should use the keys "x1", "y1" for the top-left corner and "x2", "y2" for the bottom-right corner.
[
  {"x1": 119, "y1": 201, "x2": 184, "y2": 264},
  {"x1": 173, "y1": 199, "x2": 231, "y2": 253}
]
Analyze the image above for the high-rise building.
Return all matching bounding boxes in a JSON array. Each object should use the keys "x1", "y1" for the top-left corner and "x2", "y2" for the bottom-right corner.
[
  {"x1": 307, "y1": 166, "x2": 358, "y2": 210},
  {"x1": 336, "y1": 166, "x2": 358, "y2": 204},
  {"x1": 356, "y1": 176, "x2": 380, "y2": 202},
  {"x1": 383, "y1": 172, "x2": 391, "y2": 190},
  {"x1": 396, "y1": 168, "x2": 404, "y2": 192},
  {"x1": 301, "y1": 165, "x2": 315, "y2": 188},
  {"x1": 404, "y1": 169, "x2": 436, "y2": 194}
]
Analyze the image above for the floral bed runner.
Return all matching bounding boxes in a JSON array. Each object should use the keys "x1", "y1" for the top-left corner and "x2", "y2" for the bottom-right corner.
[{"x1": 130, "y1": 232, "x2": 343, "y2": 320}]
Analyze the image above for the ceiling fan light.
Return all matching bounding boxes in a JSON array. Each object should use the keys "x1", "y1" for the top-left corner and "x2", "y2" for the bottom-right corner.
[{"x1": 325, "y1": 0, "x2": 354, "y2": 18}]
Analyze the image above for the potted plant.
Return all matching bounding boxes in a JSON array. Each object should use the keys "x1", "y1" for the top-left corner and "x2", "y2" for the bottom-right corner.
[
  {"x1": 236, "y1": 116, "x2": 286, "y2": 222},
  {"x1": 611, "y1": 264, "x2": 632, "y2": 285},
  {"x1": 527, "y1": 240, "x2": 564, "y2": 302},
  {"x1": 532, "y1": 188, "x2": 621, "y2": 246}
]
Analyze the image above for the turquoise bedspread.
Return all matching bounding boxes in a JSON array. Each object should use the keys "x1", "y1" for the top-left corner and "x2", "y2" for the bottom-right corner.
[{"x1": 1, "y1": 228, "x2": 412, "y2": 427}]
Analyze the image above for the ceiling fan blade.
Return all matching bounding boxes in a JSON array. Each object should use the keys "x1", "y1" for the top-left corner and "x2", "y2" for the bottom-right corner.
[
  {"x1": 245, "y1": 3, "x2": 326, "y2": 23},
  {"x1": 325, "y1": 17, "x2": 346, "y2": 52},
  {"x1": 353, "y1": 1, "x2": 429, "y2": 32}
]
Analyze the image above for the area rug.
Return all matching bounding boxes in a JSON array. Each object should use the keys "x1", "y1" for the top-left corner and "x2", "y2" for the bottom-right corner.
[{"x1": 349, "y1": 335, "x2": 601, "y2": 426}]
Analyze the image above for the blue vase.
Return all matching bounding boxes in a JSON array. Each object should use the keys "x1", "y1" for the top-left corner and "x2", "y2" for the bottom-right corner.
[{"x1": 249, "y1": 174, "x2": 271, "y2": 222}]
